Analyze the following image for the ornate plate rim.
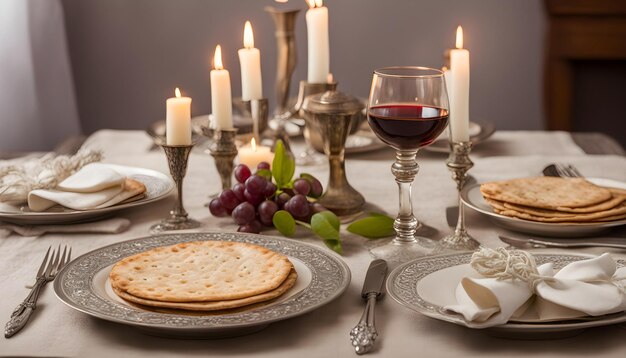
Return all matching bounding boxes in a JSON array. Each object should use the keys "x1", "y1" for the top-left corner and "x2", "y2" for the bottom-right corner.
[
  {"x1": 53, "y1": 232, "x2": 351, "y2": 332},
  {"x1": 0, "y1": 164, "x2": 174, "y2": 224},
  {"x1": 386, "y1": 252, "x2": 626, "y2": 332}
]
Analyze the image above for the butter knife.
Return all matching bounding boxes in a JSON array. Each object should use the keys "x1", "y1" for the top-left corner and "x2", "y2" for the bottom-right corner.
[
  {"x1": 499, "y1": 235, "x2": 626, "y2": 250},
  {"x1": 349, "y1": 259, "x2": 387, "y2": 355}
]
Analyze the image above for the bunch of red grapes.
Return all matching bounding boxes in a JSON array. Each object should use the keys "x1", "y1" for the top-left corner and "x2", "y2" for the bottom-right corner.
[{"x1": 208, "y1": 162, "x2": 325, "y2": 233}]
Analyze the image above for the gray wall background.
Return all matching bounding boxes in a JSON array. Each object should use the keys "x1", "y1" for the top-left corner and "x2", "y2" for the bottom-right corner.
[{"x1": 61, "y1": 0, "x2": 546, "y2": 134}]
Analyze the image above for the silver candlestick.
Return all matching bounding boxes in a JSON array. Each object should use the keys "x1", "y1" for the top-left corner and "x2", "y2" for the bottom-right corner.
[
  {"x1": 202, "y1": 127, "x2": 238, "y2": 191},
  {"x1": 439, "y1": 141, "x2": 480, "y2": 250},
  {"x1": 240, "y1": 98, "x2": 269, "y2": 144},
  {"x1": 151, "y1": 143, "x2": 200, "y2": 232}
]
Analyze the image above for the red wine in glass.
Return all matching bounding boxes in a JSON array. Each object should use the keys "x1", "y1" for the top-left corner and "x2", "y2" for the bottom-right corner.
[{"x1": 368, "y1": 104, "x2": 449, "y2": 150}]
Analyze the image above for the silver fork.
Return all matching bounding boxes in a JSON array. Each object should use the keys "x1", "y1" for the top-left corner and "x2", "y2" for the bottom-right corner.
[
  {"x1": 5, "y1": 245, "x2": 72, "y2": 338},
  {"x1": 555, "y1": 163, "x2": 583, "y2": 178}
]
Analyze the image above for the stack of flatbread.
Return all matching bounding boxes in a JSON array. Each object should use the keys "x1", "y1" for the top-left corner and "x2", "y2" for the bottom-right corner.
[
  {"x1": 480, "y1": 177, "x2": 626, "y2": 224},
  {"x1": 109, "y1": 241, "x2": 297, "y2": 313}
]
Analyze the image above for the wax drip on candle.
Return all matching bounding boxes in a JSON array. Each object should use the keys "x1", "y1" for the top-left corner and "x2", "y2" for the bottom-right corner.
[{"x1": 306, "y1": 0, "x2": 323, "y2": 8}]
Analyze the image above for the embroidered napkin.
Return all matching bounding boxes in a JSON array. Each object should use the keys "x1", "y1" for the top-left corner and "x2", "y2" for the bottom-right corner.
[
  {"x1": 27, "y1": 163, "x2": 145, "y2": 212},
  {"x1": 445, "y1": 248, "x2": 626, "y2": 328}
]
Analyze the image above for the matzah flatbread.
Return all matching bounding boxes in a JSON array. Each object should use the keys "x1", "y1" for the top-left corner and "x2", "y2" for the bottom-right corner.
[
  {"x1": 110, "y1": 241, "x2": 294, "y2": 302},
  {"x1": 480, "y1": 177, "x2": 612, "y2": 209}
]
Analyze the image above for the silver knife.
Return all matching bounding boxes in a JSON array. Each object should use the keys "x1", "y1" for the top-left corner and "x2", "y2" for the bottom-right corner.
[
  {"x1": 499, "y1": 235, "x2": 626, "y2": 250},
  {"x1": 349, "y1": 259, "x2": 387, "y2": 355}
]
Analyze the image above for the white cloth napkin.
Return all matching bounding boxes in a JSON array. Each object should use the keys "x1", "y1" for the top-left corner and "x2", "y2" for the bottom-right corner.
[
  {"x1": 0, "y1": 217, "x2": 131, "y2": 238},
  {"x1": 445, "y1": 248, "x2": 626, "y2": 328},
  {"x1": 27, "y1": 163, "x2": 127, "y2": 211}
]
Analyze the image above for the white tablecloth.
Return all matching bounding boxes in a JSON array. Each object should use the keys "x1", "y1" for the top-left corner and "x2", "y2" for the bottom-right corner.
[{"x1": 2, "y1": 130, "x2": 626, "y2": 358}]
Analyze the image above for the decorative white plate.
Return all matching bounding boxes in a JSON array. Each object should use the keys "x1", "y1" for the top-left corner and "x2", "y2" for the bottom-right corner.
[
  {"x1": 0, "y1": 164, "x2": 174, "y2": 225},
  {"x1": 387, "y1": 252, "x2": 626, "y2": 339},
  {"x1": 425, "y1": 121, "x2": 496, "y2": 153},
  {"x1": 461, "y1": 178, "x2": 626, "y2": 237},
  {"x1": 54, "y1": 232, "x2": 351, "y2": 339}
]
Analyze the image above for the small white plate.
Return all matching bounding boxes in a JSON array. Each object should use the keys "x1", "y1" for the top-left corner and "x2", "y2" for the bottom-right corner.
[
  {"x1": 387, "y1": 252, "x2": 626, "y2": 339},
  {"x1": 0, "y1": 164, "x2": 174, "y2": 225},
  {"x1": 461, "y1": 178, "x2": 626, "y2": 237}
]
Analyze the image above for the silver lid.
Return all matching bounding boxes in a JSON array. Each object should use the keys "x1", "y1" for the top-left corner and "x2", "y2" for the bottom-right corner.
[{"x1": 302, "y1": 90, "x2": 364, "y2": 115}]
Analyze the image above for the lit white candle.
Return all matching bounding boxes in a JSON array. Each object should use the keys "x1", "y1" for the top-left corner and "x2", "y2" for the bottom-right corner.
[
  {"x1": 238, "y1": 138, "x2": 274, "y2": 169},
  {"x1": 210, "y1": 45, "x2": 233, "y2": 129},
  {"x1": 305, "y1": 0, "x2": 329, "y2": 83},
  {"x1": 449, "y1": 26, "x2": 470, "y2": 142},
  {"x1": 238, "y1": 21, "x2": 263, "y2": 101},
  {"x1": 166, "y1": 87, "x2": 192, "y2": 145}
]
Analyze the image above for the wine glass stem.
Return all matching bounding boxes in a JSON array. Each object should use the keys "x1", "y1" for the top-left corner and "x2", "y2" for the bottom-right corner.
[{"x1": 392, "y1": 150, "x2": 419, "y2": 243}]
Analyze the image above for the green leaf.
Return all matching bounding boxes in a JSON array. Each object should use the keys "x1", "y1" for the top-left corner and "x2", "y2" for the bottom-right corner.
[
  {"x1": 271, "y1": 140, "x2": 295, "y2": 188},
  {"x1": 347, "y1": 214, "x2": 395, "y2": 239},
  {"x1": 273, "y1": 210, "x2": 296, "y2": 237},
  {"x1": 256, "y1": 169, "x2": 272, "y2": 181},
  {"x1": 311, "y1": 211, "x2": 342, "y2": 254}
]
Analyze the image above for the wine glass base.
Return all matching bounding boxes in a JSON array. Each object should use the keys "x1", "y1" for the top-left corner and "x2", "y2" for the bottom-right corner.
[
  {"x1": 296, "y1": 151, "x2": 326, "y2": 166},
  {"x1": 438, "y1": 233, "x2": 481, "y2": 251},
  {"x1": 150, "y1": 217, "x2": 201, "y2": 233},
  {"x1": 369, "y1": 238, "x2": 435, "y2": 265}
]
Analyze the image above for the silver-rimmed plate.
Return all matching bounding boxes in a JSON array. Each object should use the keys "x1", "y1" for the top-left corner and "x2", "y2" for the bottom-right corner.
[
  {"x1": 0, "y1": 164, "x2": 174, "y2": 225},
  {"x1": 387, "y1": 252, "x2": 626, "y2": 339},
  {"x1": 425, "y1": 121, "x2": 496, "y2": 153},
  {"x1": 54, "y1": 232, "x2": 351, "y2": 339},
  {"x1": 460, "y1": 178, "x2": 626, "y2": 237}
]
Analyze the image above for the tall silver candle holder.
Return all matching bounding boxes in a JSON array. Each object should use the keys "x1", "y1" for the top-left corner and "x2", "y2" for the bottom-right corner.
[
  {"x1": 202, "y1": 127, "x2": 238, "y2": 191},
  {"x1": 265, "y1": 6, "x2": 299, "y2": 115},
  {"x1": 302, "y1": 90, "x2": 365, "y2": 216},
  {"x1": 151, "y1": 143, "x2": 200, "y2": 232},
  {"x1": 439, "y1": 141, "x2": 481, "y2": 250},
  {"x1": 240, "y1": 98, "x2": 269, "y2": 144}
]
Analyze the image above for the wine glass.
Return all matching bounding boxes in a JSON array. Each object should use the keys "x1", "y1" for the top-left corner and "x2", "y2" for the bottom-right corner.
[{"x1": 367, "y1": 67, "x2": 449, "y2": 263}]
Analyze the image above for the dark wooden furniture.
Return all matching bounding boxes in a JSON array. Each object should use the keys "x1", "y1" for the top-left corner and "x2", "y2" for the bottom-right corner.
[{"x1": 544, "y1": 0, "x2": 626, "y2": 130}]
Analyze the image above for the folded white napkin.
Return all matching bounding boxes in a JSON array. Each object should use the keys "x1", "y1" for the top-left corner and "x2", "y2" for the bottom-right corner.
[
  {"x1": 0, "y1": 217, "x2": 131, "y2": 238},
  {"x1": 27, "y1": 163, "x2": 129, "y2": 211},
  {"x1": 445, "y1": 248, "x2": 626, "y2": 328}
]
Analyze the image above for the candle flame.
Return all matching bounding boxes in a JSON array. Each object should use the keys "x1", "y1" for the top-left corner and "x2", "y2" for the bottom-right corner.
[
  {"x1": 214, "y1": 45, "x2": 224, "y2": 70},
  {"x1": 455, "y1": 26, "x2": 463, "y2": 49},
  {"x1": 441, "y1": 66, "x2": 448, "y2": 72},
  {"x1": 306, "y1": 0, "x2": 323, "y2": 8},
  {"x1": 251, "y1": 137, "x2": 257, "y2": 151},
  {"x1": 175, "y1": 87, "x2": 181, "y2": 98},
  {"x1": 243, "y1": 21, "x2": 254, "y2": 49}
]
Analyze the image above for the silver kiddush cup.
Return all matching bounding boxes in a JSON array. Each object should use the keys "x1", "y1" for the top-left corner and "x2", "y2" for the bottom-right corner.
[{"x1": 302, "y1": 90, "x2": 365, "y2": 216}]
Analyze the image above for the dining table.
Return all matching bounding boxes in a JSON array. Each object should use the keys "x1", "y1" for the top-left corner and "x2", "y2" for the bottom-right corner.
[{"x1": 1, "y1": 129, "x2": 625, "y2": 358}]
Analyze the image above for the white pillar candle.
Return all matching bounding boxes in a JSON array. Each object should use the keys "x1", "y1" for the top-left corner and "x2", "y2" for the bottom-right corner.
[
  {"x1": 305, "y1": 0, "x2": 329, "y2": 83},
  {"x1": 238, "y1": 21, "x2": 263, "y2": 101},
  {"x1": 210, "y1": 45, "x2": 233, "y2": 129},
  {"x1": 166, "y1": 87, "x2": 192, "y2": 145},
  {"x1": 238, "y1": 138, "x2": 274, "y2": 169},
  {"x1": 449, "y1": 26, "x2": 470, "y2": 142}
]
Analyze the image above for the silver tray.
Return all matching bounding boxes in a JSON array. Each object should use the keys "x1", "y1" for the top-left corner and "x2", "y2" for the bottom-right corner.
[
  {"x1": 54, "y1": 232, "x2": 351, "y2": 339},
  {"x1": 460, "y1": 178, "x2": 626, "y2": 237},
  {"x1": 425, "y1": 121, "x2": 496, "y2": 153},
  {"x1": 0, "y1": 164, "x2": 174, "y2": 225},
  {"x1": 387, "y1": 252, "x2": 626, "y2": 339}
]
